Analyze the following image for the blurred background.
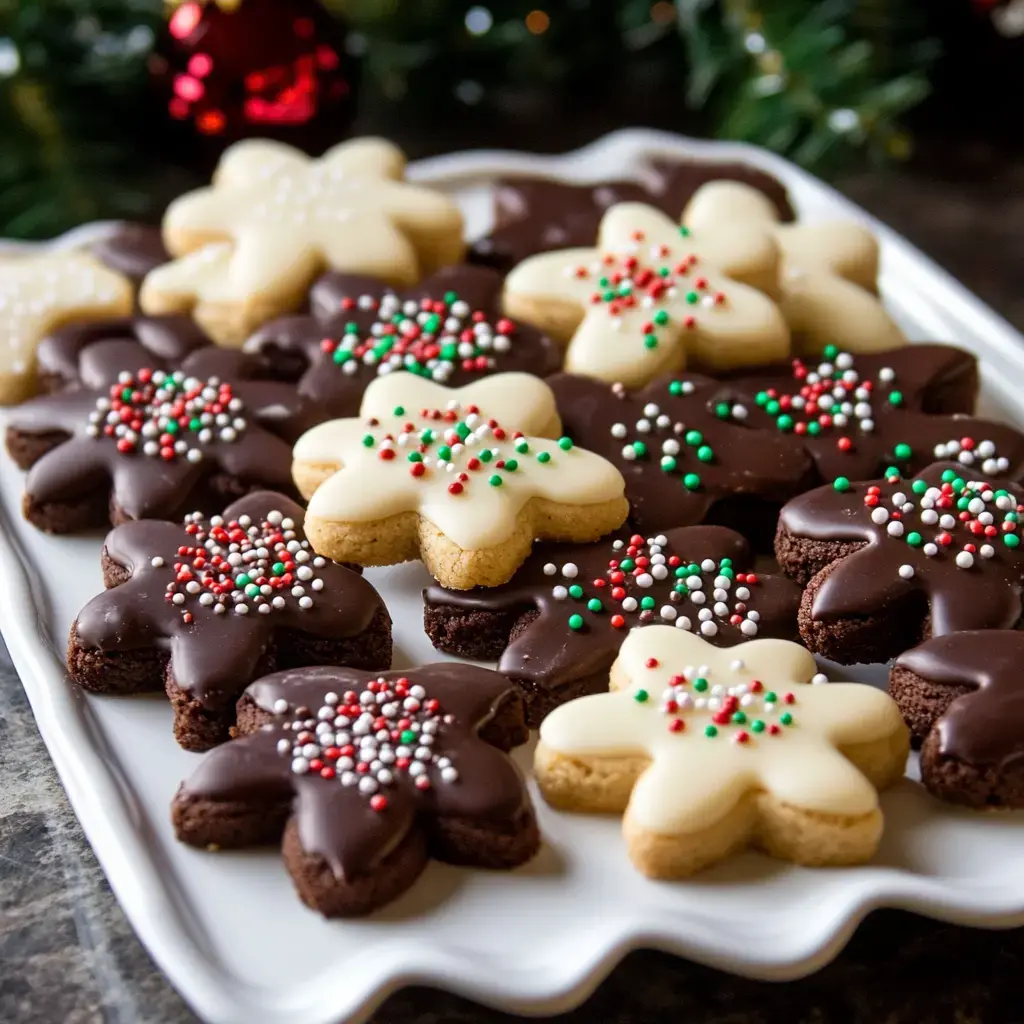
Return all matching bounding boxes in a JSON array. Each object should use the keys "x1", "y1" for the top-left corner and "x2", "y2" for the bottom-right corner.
[{"x1": 0, "y1": 1, "x2": 1020, "y2": 311}]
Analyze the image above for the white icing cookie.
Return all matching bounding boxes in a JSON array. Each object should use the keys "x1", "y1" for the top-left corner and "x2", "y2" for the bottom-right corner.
[
  {"x1": 684, "y1": 181, "x2": 906, "y2": 355},
  {"x1": 140, "y1": 138, "x2": 466, "y2": 346},
  {"x1": 292, "y1": 372, "x2": 628, "y2": 589},
  {"x1": 536, "y1": 626, "x2": 908, "y2": 877},
  {"x1": 502, "y1": 202, "x2": 789, "y2": 385},
  {"x1": 0, "y1": 252, "x2": 133, "y2": 405}
]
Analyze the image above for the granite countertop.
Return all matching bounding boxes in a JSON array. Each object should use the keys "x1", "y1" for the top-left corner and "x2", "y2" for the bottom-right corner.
[{"x1": 2, "y1": 140, "x2": 1024, "y2": 1023}]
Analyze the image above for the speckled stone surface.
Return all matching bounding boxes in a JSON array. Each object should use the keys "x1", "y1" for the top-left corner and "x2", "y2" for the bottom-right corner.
[{"x1": 3, "y1": 148, "x2": 1024, "y2": 1022}]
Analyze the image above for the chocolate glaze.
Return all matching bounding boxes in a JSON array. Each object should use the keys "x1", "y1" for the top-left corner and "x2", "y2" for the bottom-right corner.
[
  {"x1": 7, "y1": 342, "x2": 316, "y2": 523},
  {"x1": 896, "y1": 631, "x2": 1024, "y2": 769},
  {"x1": 35, "y1": 315, "x2": 209, "y2": 391},
  {"x1": 549, "y1": 373, "x2": 815, "y2": 534},
  {"x1": 177, "y1": 663, "x2": 529, "y2": 877},
  {"x1": 243, "y1": 265, "x2": 562, "y2": 419},
  {"x1": 779, "y1": 462, "x2": 1024, "y2": 634},
  {"x1": 87, "y1": 223, "x2": 169, "y2": 286},
  {"x1": 469, "y1": 159, "x2": 795, "y2": 273},
  {"x1": 425, "y1": 525, "x2": 801, "y2": 695},
  {"x1": 74, "y1": 492, "x2": 386, "y2": 709},
  {"x1": 708, "y1": 345, "x2": 1024, "y2": 483}
]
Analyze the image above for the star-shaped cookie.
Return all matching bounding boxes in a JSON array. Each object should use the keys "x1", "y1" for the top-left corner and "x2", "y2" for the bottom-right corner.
[
  {"x1": 548, "y1": 372, "x2": 814, "y2": 540},
  {"x1": 535, "y1": 626, "x2": 908, "y2": 877},
  {"x1": 709, "y1": 344, "x2": 1024, "y2": 484},
  {"x1": 292, "y1": 373, "x2": 628, "y2": 589},
  {"x1": 172, "y1": 663, "x2": 538, "y2": 916},
  {"x1": 140, "y1": 137, "x2": 465, "y2": 345},
  {"x1": 502, "y1": 202, "x2": 790, "y2": 385},
  {"x1": 244, "y1": 264, "x2": 562, "y2": 418},
  {"x1": 776, "y1": 463, "x2": 1024, "y2": 664},
  {"x1": 68, "y1": 492, "x2": 392, "y2": 750},
  {"x1": 684, "y1": 180, "x2": 905, "y2": 354},
  {"x1": 424, "y1": 525, "x2": 801, "y2": 726}
]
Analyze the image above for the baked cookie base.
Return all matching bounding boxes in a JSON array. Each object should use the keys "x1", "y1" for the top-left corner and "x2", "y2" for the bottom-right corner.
[{"x1": 173, "y1": 689, "x2": 539, "y2": 917}]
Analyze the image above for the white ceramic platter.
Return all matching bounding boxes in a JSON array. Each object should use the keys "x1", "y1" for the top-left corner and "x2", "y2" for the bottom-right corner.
[{"x1": 3, "y1": 129, "x2": 1024, "y2": 1024}]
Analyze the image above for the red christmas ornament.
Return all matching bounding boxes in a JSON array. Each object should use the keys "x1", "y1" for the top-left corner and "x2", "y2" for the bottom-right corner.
[{"x1": 151, "y1": 0, "x2": 356, "y2": 165}]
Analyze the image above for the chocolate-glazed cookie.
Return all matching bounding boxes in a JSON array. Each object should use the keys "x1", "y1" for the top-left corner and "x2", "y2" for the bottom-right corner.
[
  {"x1": 6, "y1": 333, "x2": 316, "y2": 533},
  {"x1": 244, "y1": 265, "x2": 562, "y2": 419},
  {"x1": 67, "y1": 492, "x2": 392, "y2": 750},
  {"x1": 424, "y1": 526, "x2": 801, "y2": 727},
  {"x1": 549, "y1": 372, "x2": 814, "y2": 545},
  {"x1": 709, "y1": 343, "x2": 1024, "y2": 484},
  {"x1": 891, "y1": 631, "x2": 1024, "y2": 808},
  {"x1": 775, "y1": 463, "x2": 1024, "y2": 664},
  {"x1": 88, "y1": 222, "x2": 170, "y2": 291},
  {"x1": 469, "y1": 158, "x2": 795, "y2": 273},
  {"x1": 33, "y1": 314, "x2": 208, "y2": 394},
  {"x1": 172, "y1": 662, "x2": 538, "y2": 916}
]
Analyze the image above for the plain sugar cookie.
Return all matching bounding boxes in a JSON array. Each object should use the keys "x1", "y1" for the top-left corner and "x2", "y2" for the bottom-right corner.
[
  {"x1": 140, "y1": 137, "x2": 465, "y2": 346},
  {"x1": 502, "y1": 201, "x2": 789, "y2": 385},
  {"x1": 684, "y1": 181, "x2": 905, "y2": 355},
  {"x1": 535, "y1": 626, "x2": 908, "y2": 878},
  {"x1": 292, "y1": 372, "x2": 628, "y2": 589}
]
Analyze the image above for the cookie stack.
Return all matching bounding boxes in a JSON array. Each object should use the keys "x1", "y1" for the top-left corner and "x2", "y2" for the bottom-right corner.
[{"x1": 3, "y1": 135, "x2": 1022, "y2": 918}]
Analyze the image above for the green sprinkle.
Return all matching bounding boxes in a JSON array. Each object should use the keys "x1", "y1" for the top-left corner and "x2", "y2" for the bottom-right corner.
[
  {"x1": 515, "y1": 439, "x2": 529, "y2": 454},
  {"x1": 333, "y1": 349, "x2": 353, "y2": 364},
  {"x1": 780, "y1": 712, "x2": 794, "y2": 726},
  {"x1": 777, "y1": 414, "x2": 794, "y2": 431},
  {"x1": 420, "y1": 429, "x2": 435, "y2": 444},
  {"x1": 602, "y1": 289, "x2": 616, "y2": 302},
  {"x1": 755, "y1": 391, "x2": 769, "y2": 407},
  {"x1": 685, "y1": 430, "x2": 703, "y2": 446},
  {"x1": 245, "y1": 584, "x2": 260, "y2": 598},
  {"x1": 697, "y1": 445, "x2": 714, "y2": 462},
  {"x1": 437, "y1": 445, "x2": 452, "y2": 460},
  {"x1": 569, "y1": 584, "x2": 584, "y2": 599},
  {"x1": 884, "y1": 465, "x2": 900, "y2": 480},
  {"x1": 888, "y1": 390, "x2": 903, "y2": 406},
  {"x1": 765, "y1": 691, "x2": 777, "y2": 703},
  {"x1": 679, "y1": 226, "x2": 691, "y2": 237},
  {"x1": 833, "y1": 476, "x2": 851, "y2": 492},
  {"x1": 668, "y1": 381, "x2": 684, "y2": 396},
  {"x1": 693, "y1": 677, "x2": 709, "y2": 693},
  {"x1": 732, "y1": 711, "x2": 747, "y2": 724},
  {"x1": 235, "y1": 573, "x2": 251, "y2": 587},
  {"x1": 661, "y1": 456, "x2": 677, "y2": 473},
  {"x1": 941, "y1": 468, "x2": 957, "y2": 483},
  {"x1": 488, "y1": 474, "x2": 502, "y2": 486},
  {"x1": 344, "y1": 321, "x2": 360, "y2": 334},
  {"x1": 823, "y1": 344, "x2": 838, "y2": 359},
  {"x1": 632, "y1": 441, "x2": 648, "y2": 458},
  {"x1": 408, "y1": 451, "x2": 422, "y2": 463},
  {"x1": 715, "y1": 402, "x2": 731, "y2": 418},
  {"x1": 654, "y1": 310, "x2": 669, "y2": 325},
  {"x1": 188, "y1": 417, "x2": 201, "y2": 431},
  {"x1": 479, "y1": 449, "x2": 493, "y2": 463},
  {"x1": 504, "y1": 459, "x2": 518, "y2": 472},
  {"x1": 443, "y1": 291, "x2": 458, "y2": 304},
  {"x1": 751, "y1": 720, "x2": 765, "y2": 733},
  {"x1": 765, "y1": 399, "x2": 781, "y2": 416},
  {"x1": 361, "y1": 434, "x2": 374, "y2": 448},
  {"x1": 720, "y1": 558, "x2": 732, "y2": 567},
  {"x1": 643, "y1": 334, "x2": 659, "y2": 350},
  {"x1": 537, "y1": 451, "x2": 551, "y2": 464},
  {"x1": 806, "y1": 422, "x2": 821, "y2": 436},
  {"x1": 704, "y1": 724, "x2": 718, "y2": 738},
  {"x1": 587, "y1": 598, "x2": 603, "y2": 613},
  {"x1": 912, "y1": 479, "x2": 927, "y2": 494},
  {"x1": 456, "y1": 422, "x2": 471, "y2": 440},
  {"x1": 620, "y1": 558, "x2": 635, "y2": 571},
  {"x1": 894, "y1": 442, "x2": 912, "y2": 459},
  {"x1": 683, "y1": 473, "x2": 701, "y2": 490},
  {"x1": 1005, "y1": 534, "x2": 1021, "y2": 548},
  {"x1": 558, "y1": 437, "x2": 573, "y2": 451},
  {"x1": 272, "y1": 562, "x2": 285, "y2": 576},
  {"x1": 640, "y1": 596, "x2": 656, "y2": 610},
  {"x1": 392, "y1": 405, "x2": 405, "y2": 416},
  {"x1": 634, "y1": 689, "x2": 649, "y2": 703},
  {"x1": 440, "y1": 343, "x2": 458, "y2": 360},
  {"x1": 165, "y1": 421, "x2": 178, "y2": 435},
  {"x1": 568, "y1": 614, "x2": 584, "y2": 630},
  {"x1": 686, "y1": 291, "x2": 699, "y2": 305}
]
